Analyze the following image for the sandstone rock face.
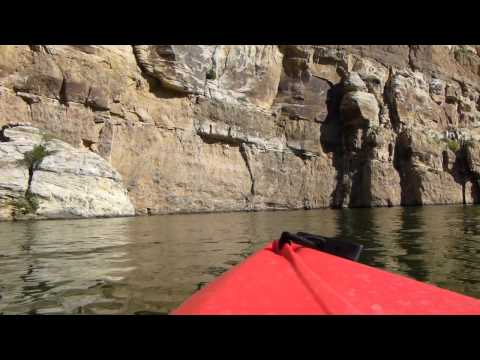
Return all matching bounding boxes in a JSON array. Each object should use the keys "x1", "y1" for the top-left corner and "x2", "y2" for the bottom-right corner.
[
  {"x1": 1, "y1": 45, "x2": 480, "y2": 219},
  {"x1": 134, "y1": 45, "x2": 283, "y2": 108},
  {"x1": 0, "y1": 125, "x2": 135, "y2": 220}
]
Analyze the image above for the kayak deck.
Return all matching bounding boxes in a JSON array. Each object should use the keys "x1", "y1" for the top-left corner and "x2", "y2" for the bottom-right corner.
[{"x1": 171, "y1": 240, "x2": 480, "y2": 315}]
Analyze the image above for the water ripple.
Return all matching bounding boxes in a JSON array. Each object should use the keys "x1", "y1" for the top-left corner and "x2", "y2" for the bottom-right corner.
[{"x1": 1, "y1": 205, "x2": 480, "y2": 314}]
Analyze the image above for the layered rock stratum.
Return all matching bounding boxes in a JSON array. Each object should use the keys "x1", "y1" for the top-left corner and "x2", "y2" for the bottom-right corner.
[{"x1": 1, "y1": 45, "x2": 480, "y2": 218}]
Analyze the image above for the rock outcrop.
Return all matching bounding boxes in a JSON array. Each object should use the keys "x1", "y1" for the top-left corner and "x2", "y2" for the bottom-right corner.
[
  {"x1": 1, "y1": 45, "x2": 480, "y2": 218},
  {"x1": 0, "y1": 124, "x2": 135, "y2": 220}
]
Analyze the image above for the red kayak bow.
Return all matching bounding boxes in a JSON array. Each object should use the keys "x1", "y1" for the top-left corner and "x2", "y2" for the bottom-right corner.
[{"x1": 172, "y1": 233, "x2": 480, "y2": 315}]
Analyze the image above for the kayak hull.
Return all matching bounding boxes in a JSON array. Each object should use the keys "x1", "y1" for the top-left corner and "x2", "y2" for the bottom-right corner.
[{"x1": 172, "y1": 241, "x2": 480, "y2": 315}]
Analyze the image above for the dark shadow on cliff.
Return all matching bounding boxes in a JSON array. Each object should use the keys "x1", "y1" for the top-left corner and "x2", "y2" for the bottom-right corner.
[
  {"x1": 319, "y1": 82, "x2": 374, "y2": 209},
  {"x1": 319, "y1": 83, "x2": 345, "y2": 208},
  {"x1": 452, "y1": 148, "x2": 470, "y2": 204},
  {"x1": 393, "y1": 135, "x2": 423, "y2": 206},
  {"x1": 0, "y1": 125, "x2": 13, "y2": 142},
  {"x1": 451, "y1": 146, "x2": 480, "y2": 204},
  {"x1": 142, "y1": 74, "x2": 191, "y2": 100},
  {"x1": 320, "y1": 83, "x2": 343, "y2": 154}
]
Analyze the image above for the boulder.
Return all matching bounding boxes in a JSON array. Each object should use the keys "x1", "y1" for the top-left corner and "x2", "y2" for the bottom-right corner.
[
  {"x1": 0, "y1": 125, "x2": 135, "y2": 220},
  {"x1": 341, "y1": 91, "x2": 380, "y2": 127}
]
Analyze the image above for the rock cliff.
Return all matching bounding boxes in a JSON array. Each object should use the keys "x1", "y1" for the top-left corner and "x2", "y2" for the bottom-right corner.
[
  {"x1": 1, "y1": 45, "x2": 480, "y2": 217},
  {"x1": 0, "y1": 124, "x2": 135, "y2": 220}
]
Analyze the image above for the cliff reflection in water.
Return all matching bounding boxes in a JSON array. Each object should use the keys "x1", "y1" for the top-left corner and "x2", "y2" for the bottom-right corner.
[{"x1": 1, "y1": 205, "x2": 480, "y2": 314}]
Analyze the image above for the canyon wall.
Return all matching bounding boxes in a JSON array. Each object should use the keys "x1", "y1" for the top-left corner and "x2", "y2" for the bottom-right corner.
[{"x1": 1, "y1": 45, "x2": 480, "y2": 218}]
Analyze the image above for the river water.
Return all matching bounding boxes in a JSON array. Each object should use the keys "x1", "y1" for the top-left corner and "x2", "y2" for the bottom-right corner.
[{"x1": 1, "y1": 205, "x2": 480, "y2": 314}]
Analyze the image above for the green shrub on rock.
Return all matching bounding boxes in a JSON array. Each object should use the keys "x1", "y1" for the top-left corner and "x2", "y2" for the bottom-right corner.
[
  {"x1": 11, "y1": 142, "x2": 55, "y2": 217},
  {"x1": 11, "y1": 193, "x2": 39, "y2": 215},
  {"x1": 18, "y1": 144, "x2": 56, "y2": 171},
  {"x1": 206, "y1": 68, "x2": 216, "y2": 80},
  {"x1": 447, "y1": 139, "x2": 460, "y2": 153}
]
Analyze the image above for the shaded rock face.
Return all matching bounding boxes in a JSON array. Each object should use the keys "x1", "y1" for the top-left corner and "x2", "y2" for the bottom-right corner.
[
  {"x1": 0, "y1": 125, "x2": 135, "y2": 220},
  {"x1": 1, "y1": 45, "x2": 480, "y2": 218}
]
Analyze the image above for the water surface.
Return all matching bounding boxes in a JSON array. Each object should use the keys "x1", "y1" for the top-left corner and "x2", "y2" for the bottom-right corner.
[{"x1": 1, "y1": 205, "x2": 480, "y2": 314}]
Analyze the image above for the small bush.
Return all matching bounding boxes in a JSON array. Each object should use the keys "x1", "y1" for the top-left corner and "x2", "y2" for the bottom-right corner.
[
  {"x1": 25, "y1": 191, "x2": 39, "y2": 212},
  {"x1": 18, "y1": 144, "x2": 56, "y2": 171},
  {"x1": 447, "y1": 139, "x2": 460, "y2": 153},
  {"x1": 454, "y1": 48, "x2": 474, "y2": 60},
  {"x1": 11, "y1": 194, "x2": 39, "y2": 215},
  {"x1": 206, "y1": 68, "x2": 216, "y2": 80},
  {"x1": 365, "y1": 127, "x2": 380, "y2": 146},
  {"x1": 368, "y1": 125, "x2": 381, "y2": 135}
]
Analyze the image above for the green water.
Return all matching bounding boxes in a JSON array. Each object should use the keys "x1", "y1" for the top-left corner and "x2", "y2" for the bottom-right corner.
[{"x1": 1, "y1": 205, "x2": 480, "y2": 314}]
